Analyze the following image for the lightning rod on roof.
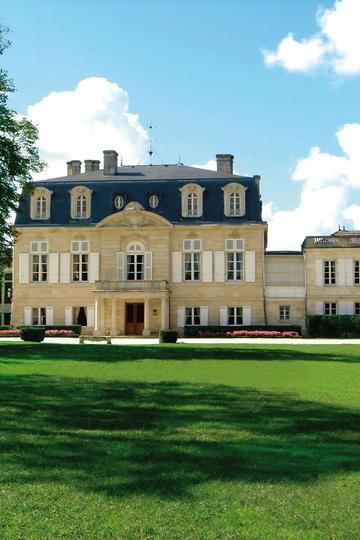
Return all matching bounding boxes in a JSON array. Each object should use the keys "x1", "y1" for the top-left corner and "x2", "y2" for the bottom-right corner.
[{"x1": 148, "y1": 124, "x2": 154, "y2": 165}]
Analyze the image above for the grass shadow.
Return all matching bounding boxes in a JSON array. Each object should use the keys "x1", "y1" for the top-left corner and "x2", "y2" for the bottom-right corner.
[{"x1": 0, "y1": 374, "x2": 359, "y2": 499}]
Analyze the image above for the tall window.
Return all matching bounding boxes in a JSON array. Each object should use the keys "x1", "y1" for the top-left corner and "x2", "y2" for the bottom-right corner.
[
  {"x1": 32, "y1": 307, "x2": 46, "y2": 325},
  {"x1": 324, "y1": 260, "x2": 336, "y2": 285},
  {"x1": 185, "y1": 307, "x2": 200, "y2": 326},
  {"x1": 355, "y1": 302, "x2": 360, "y2": 315},
  {"x1": 187, "y1": 193, "x2": 198, "y2": 217},
  {"x1": 183, "y1": 239, "x2": 201, "y2": 281},
  {"x1": 229, "y1": 192, "x2": 241, "y2": 216},
  {"x1": 279, "y1": 305, "x2": 290, "y2": 320},
  {"x1": 324, "y1": 302, "x2": 337, "y2": 315},
  {"x1": 354, "y1": 261, "x2": 360, "y2": 285},
  {"x1": 76, "y1": 195, "x2": 87, "y2": 218},
  {"x1": 31, "y1": 241, "x2": 48, "y2": 282},
  {"x1": 72, "y1": 241, "x2": 89, "y2": 282},
  {"x1": 226, "y1": 239, "x2": 244, "y2": 281},
  {"x1": 228, "y1": 307, "x2": 243, "y2": 325},
  {"x1": 126, "y1": 242, "x2": 145, "y2": 281},
  {"x1": 36, "y1": 196, "x2": 47, "y2": 219}
]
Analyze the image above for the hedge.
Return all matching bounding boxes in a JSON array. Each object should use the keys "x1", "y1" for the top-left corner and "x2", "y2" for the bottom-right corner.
[
  {"x1": 307, "y1": 315, "x2": 360, "y2": 338},
  {"x1": 184, "y1": 325, "x2": 302, "y2": 338},
  {"x1": 17, "y1": 325, "x2": 82, "y2": 336}
]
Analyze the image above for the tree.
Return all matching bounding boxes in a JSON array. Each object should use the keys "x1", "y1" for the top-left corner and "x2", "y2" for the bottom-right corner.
[{"x1": 0, "y1": 25, "x2": 45, "y2": 269}]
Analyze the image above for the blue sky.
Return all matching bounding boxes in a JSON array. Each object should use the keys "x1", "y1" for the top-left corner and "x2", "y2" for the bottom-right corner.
[{"x1": 2, "y1": 0, "x2": 360, "y2": 248}]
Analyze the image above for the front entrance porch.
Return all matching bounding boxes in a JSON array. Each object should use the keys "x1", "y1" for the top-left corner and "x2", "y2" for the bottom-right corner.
[{"x1": 93, "y1": 288, "x2": 170, "y2": 337}]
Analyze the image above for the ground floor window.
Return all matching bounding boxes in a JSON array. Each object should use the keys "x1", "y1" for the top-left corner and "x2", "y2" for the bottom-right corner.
[
  {"x1": 185, "y1": 307, "x2": 201, "y2": 326},
  {"x1": 279, "y1": 305, "x2": 290, "y2": 321},
  {"x1": 228, "y1": 307, "x2": 243, "y2": 325},
  {"x1": 75, "y1": 306, "x2": 87, "y2": 326},
  {"x1": 355, "y1": 302, "x2": 360, "y2": 315},
  {"x1": 32, "y1": 307, "x2": 46, "y2": 325},
  {"x1": 324, "y1": 302, "x2": 337, "y2": 315}
]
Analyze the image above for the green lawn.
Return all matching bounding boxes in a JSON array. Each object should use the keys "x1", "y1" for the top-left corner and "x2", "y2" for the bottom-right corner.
[{"x1": 0, "y1": 343, "x2": 359, "y2": 539}]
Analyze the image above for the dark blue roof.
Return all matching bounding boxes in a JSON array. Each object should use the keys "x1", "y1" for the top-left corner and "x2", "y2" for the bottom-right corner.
[{"x1": 15, "y1": 165, "x2": 263, "y2": 226}]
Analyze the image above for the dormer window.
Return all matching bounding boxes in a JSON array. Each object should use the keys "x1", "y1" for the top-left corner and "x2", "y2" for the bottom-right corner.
[
  {"x1": 30, "y1": 187, "x2": 52, "y2": 220},
  {"x1": 222, "y1": 183, "x2": 247, "y2": 217},
  {"x1": 70, "y1": 186, "x2": 92, "y2": 220},
  {"x1": 76, "y1": 195, "x2": 87, "y2": 218},
  {"x1": 180, "y1": 183, "x2": 205, "y2": 218},
  {"x1": 36, "y1": 196, "x2": 47, "y2": 219}
]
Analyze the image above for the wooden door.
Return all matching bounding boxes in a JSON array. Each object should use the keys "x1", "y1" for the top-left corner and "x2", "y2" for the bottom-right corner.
[{"x1": 125, "y1": 303, "x2": 144, "y2": 335}]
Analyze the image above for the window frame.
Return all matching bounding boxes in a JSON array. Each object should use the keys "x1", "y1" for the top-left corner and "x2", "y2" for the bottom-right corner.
[
  {"x1": 228, "y1": 306, "x2": 243, "y2": 325},
  {"x1": 324, "y1": 302, "x2": 337, "y2": 315},
  {"x1": 71, "y1": 241, "x2": 89, "y2": 282},
  {"x1": 354, "y1": 261, "x2": 360, "y2": 285},
  {"x1": 225, "y1": 239, "x2": 244, "y2": 282},
  {"x1": 183, "y1": 239, "x2": 201, "y2": 281},
  {"x1": 324, "y1": 260, "x2": 336, "y2": 285},
  {"x1": 32, "y1": 307, "x2": 47, "y2": 326},
  {"x1": 279, "y1": 305, "x2": 290, "y2": 321},
  {"x1": 185, "y1": 307, "x2": 201, "y2": 326}
]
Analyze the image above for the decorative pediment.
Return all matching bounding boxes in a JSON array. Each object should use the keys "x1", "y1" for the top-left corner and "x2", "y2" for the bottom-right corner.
[{"x1": 96, "y1": 201, "x2": 172, "y2": 228}]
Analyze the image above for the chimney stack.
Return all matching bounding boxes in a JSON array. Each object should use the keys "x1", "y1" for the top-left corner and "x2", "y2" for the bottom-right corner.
[
  {"x1": 216, "y1": 154, "x2": 234, "y2": 175},
  {"x1": 84, "y1": 159, "x2": 100, "y2": 173},
  {"x1": 103, "y1": 150, "x2": 118, "y2": 175},
  {"x1": 67, "y1": 160, "x2": 82, "y2": 176}
]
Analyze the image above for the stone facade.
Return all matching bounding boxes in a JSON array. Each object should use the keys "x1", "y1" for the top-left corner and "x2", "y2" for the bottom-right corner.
[{"x1": 11, "y1": 152, "x2": 360, "y2": 336}]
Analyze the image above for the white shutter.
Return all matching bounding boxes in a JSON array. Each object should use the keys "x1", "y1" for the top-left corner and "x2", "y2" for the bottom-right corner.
[
  {"x1": 346, "y1": 301, "x2": 354, "y2": 315},
  {"x1": 60, "y1": 253, "x2": 71, "y2": 283},
  {"x1": 64, "y1": 306, "x2": 73, "y2": 325},
  {"x1": 245, "y1": 251, "x2": 255, "y2": 282},
  {"x1": 315, "y1": 260, "x2": 323, "y2": 286},
  {"x1": 89, "y1": 252, "x2": 100, "y2": 283},
  {"x1": 200, "y1": 306, "x2": 208, "y2": 326},
  {"x1": 202, "y1": 252, "x2": 213, "y2": 282},
  {"x1": 117, "y1": 252, "x2": 125, "y2": 280},
  {"x1": 24, "y1": 307, "x2": 32, "y2": 325},
  {"x1": 345, "y1": 259, "x2": 353, "y2": 286},
  {"x1": 19, "y1": 253, "x2": 29, "y2": 284},
  {"x1": 46, "y1": 307, "x2": 54, "y2": 325},
  {"x1": 172, "y1": 252, "x2": 182, "y2": 283},
  {"x1": 87, "y1": 306, "x2": 95, "y2": 327},
  {"x1": 49, "y1": 253, "x2": 59, "y2": 283},
  {"x1": 177, "y1": 306, "x2": 185, "y2": 328},
  {"x1": 315, "y1": 301, "x2": 323, "y2": 315},
  {"x1": 220, "y1": 306, "x2": 228, "y2": 326},
  {"x1": 145, "y1": 252, "x2": 152, "y2": 280},
  {"x1": 338, "y1": 260, "x2": 346, "y2": 286},
  {"x1": 214, "y1": 251, "x2": 225, "y2": 282},
  {"x1": 339, "y1": 301, "x2": 347, "y2": 315},
  {"x1": 243, "y1": 306, "x2": 252, "y2": 325}
]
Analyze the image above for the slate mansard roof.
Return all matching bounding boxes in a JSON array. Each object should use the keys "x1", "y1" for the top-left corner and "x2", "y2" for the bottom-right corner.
[{"x1": 15, "y1": 164, "x2": 263, "y2": 227}]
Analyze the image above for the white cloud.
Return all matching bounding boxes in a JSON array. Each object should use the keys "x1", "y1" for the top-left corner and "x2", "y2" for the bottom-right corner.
[
  {"x1": 266, "y1": 123, "x2": 360, "y2": 250},
  {"x1": 192, "y1": 159, "x2": 217, "y2": 171},
  {"x1": 27, "y1": 77, "x2": 148, "y2": 179},
  {"x1": 263, "y1": 0, "x2": 360, "y2": 75}
]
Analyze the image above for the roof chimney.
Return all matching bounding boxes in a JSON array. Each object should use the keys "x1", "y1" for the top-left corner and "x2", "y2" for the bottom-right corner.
[
  {"x1": 84, "y1": 159, "x2": 100, "y2": 173},
  {"x1": 67, "y1": 160, "x2": 82, "y2": 176},
  {"x1": 216, "y1": 154, "x2": 234, "y2": 175},
  {"x1": 103, "y1": 150, "x2": 118, "y2": 175}
]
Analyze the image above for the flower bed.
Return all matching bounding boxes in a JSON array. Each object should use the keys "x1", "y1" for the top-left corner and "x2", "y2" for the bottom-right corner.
[
  {"x1": 0, "y1": 329, "x2": 76, "y2": 337},
  {"x1": 198, "y1": 330, "x2": 300, "y2": 338}
]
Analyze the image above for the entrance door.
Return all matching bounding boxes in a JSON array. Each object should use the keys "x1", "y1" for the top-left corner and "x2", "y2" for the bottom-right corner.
[{"x1": 126, "y1": 303, "x2": 144, "y2": 335}]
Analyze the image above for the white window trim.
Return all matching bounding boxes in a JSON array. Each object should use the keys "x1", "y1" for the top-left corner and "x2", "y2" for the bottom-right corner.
[
  {"x1": 225, "y1": 238, "x2": 244, "y2": 282},
  {"x1": 179, "y1": 183, "x2": 205, "y2": 218},
  {"x1": 222, "y1": 183, "x2": 247, "y2": 217},
  {"x1": 30, "y1": 187, "x2": 52, "y2": 220},
  {"x1": 70, "y1": 186, "x2": 92, "y2": 220}
]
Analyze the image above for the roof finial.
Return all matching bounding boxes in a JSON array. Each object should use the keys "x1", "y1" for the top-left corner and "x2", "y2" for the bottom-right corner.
[{"x1": 148, "y1": 125, "x2": 154, "y2": 165}]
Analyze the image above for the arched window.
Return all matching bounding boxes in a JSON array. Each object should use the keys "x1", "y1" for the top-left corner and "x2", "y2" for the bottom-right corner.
[
  {"x1": 76, "y1": 195, "x2": 87, "y2": 218},
  {"x1": 229, "y1": 192, "x2": 241, "y2": 216},
  {"x1": 36, "y1": 196, "x2": 47, "y2": 219},
  {"x1": 126, "y1": 242, "x2": 145, "y2": 280},
  {"x1": 187, "y1": 193, "x2": 198, "y2": 217},
  {"x1": 114, "y1": 194, "x2": 124, "y2": 210}
]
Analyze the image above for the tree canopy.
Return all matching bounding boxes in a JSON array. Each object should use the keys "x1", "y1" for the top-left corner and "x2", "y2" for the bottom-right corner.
[{"x1": 0, "y1": 25, "x2": 45, "y2": 269}]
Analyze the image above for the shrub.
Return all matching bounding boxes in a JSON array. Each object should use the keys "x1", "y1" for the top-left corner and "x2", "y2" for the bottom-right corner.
[
  {"x1": 20, "y1": 327, "x2": 45, "y2": 342},
  {"x1": 307, "y1": 315, "x2": 360, "y2": 338},
  {"x1": 18, "y1": 325, "x2": 81, "y2": 336},
  {"x1": 0, "y1": 325, "x2": 12, "y2": 330},
  {"x1": 159, "y1": 330, "x2": 178, "y2": 343}
]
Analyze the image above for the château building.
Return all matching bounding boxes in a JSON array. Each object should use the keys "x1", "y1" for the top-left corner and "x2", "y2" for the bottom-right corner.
[{"x1": 11, "y1": 151, "x2": 360, "y2": 335}]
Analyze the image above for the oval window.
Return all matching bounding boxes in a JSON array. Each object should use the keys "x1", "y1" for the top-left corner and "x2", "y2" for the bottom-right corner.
[
  {"x1": 114, "y1": 195, "x2": 124, "y2": 210},
  {"x1": 149, "y1": 194, "x2": 159, "y2": 209}
]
